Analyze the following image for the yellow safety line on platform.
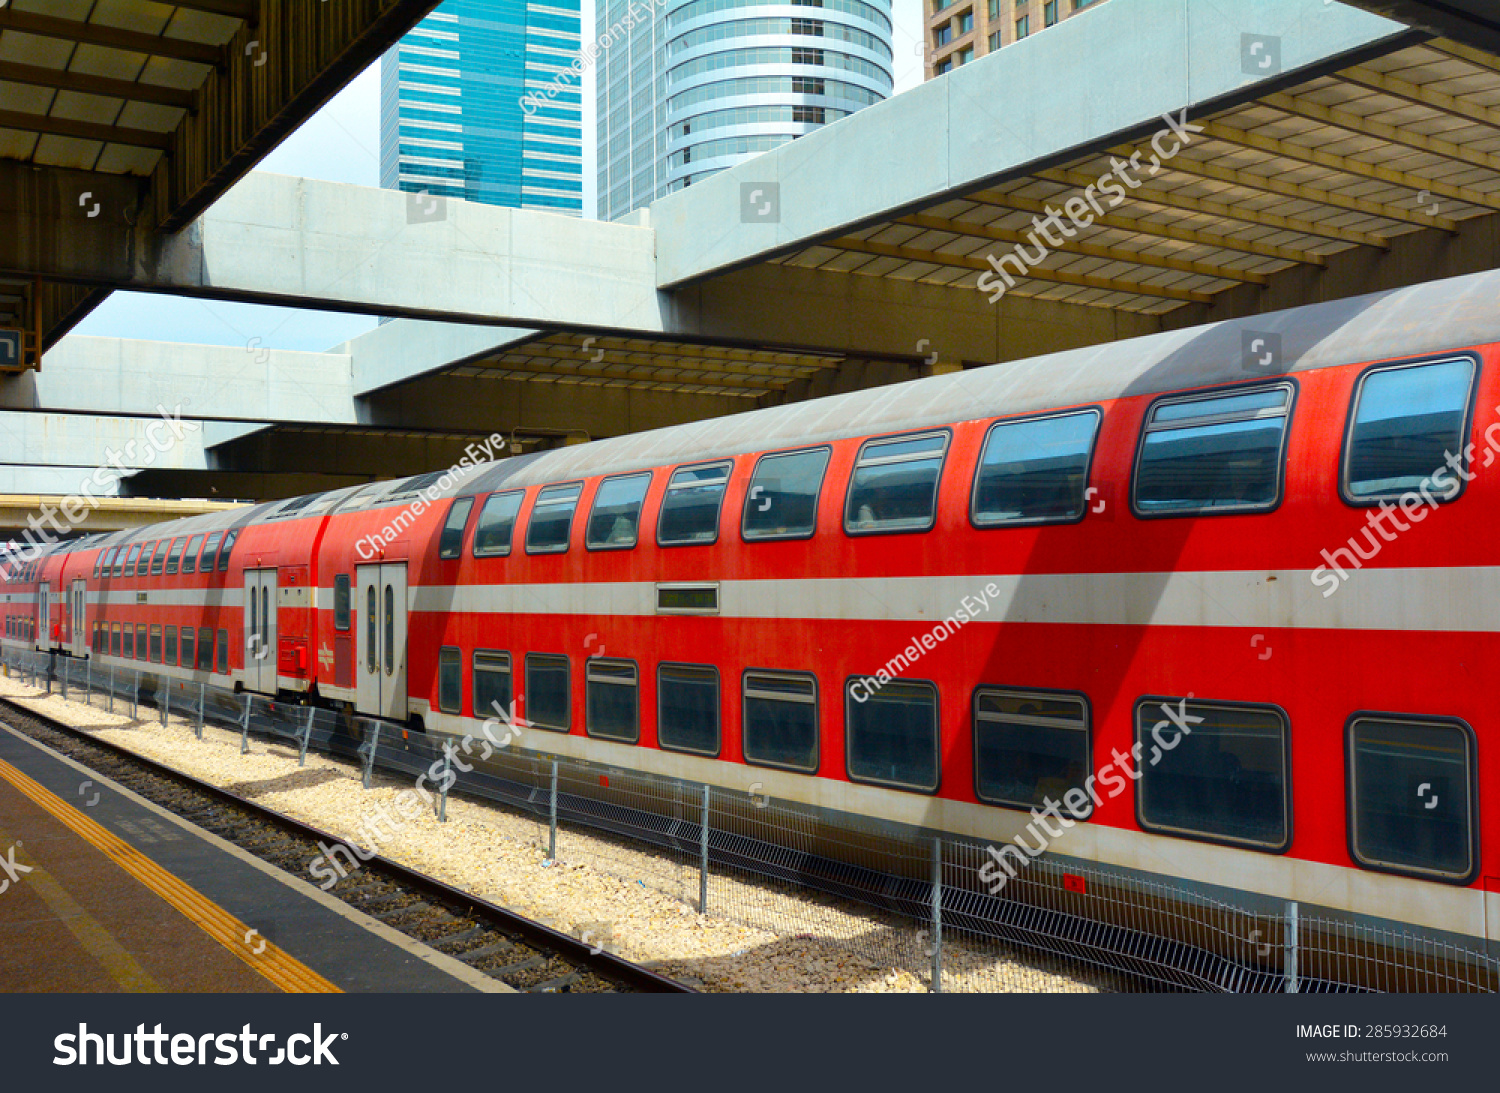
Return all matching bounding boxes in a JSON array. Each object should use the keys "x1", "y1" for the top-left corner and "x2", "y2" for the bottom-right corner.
[
  {"x1": 0, "y1": 756, "x2": 341, "y2": 994},
  {"x1": 0, "y1": 821, "x2": 162, "y2": 992}
]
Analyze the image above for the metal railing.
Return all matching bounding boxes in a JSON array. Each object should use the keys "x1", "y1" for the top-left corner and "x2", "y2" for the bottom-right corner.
[{"x1": 7, "y1": 646, "x2": 1498, "y2": 994}]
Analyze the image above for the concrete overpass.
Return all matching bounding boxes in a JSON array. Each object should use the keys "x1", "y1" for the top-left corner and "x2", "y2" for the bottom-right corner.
[{"x1": 6, "y1": 0, "x2": 1500, "y2": 500}]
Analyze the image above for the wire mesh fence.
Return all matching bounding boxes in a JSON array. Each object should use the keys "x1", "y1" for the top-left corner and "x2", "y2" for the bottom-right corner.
[{"x1": 6, "y1": 646, "x2": 1498, "y2": 995}]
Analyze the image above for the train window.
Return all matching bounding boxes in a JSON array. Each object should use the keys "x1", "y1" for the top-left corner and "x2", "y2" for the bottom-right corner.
[
  {"x1": 846, "y1": 679, "x2": 940, "y2": 792},
  {"x1": 111, "y1": 624, "x2": 121, "y2": 657},
  {"x1": 365, "y1": 587, "x2": 376, "y2": 671},
  {"x1": 658, "y1": 461, "x2": 731, "y2": 546},
  {"x1": 742, "y1": 671, "x2": 819, "y2": 773},
  {"x1": 122, "y1": 625, "x2": 133, "y2": 658},
  {"x1": 526, "y1": 483, "x2": 584, "y2": 554},
  {"x1": 182, "y1": 535, "x2": 203, "y2": 575},
  {"x1": 1348, "y1": 715, "x2": 1476, "y2": 882},
  {"x1": 181, "y1": 626, "x2": 195, "y2": 671},
  {"x1": 383, "y1": 585, "x2": 394, "y2": 676},
  {"x1": 149, "y1": 625, "x2": 162, "y2": 663},
  {"x1": 96, "y1": 548, "x2": 115, "y2": 578},
  {"x1": 742, "y1": 447, "x2": 830, "y2": 541},
  {"x1": 844, "y1": 432, "x2": 949, "y2": 535},
  {"x1": 165, "y1": 626, "x2": 178, "y2": 666},
  {"x1": 1135, "y1": 698, "x2": 1290, "y2": 851},
  {"x1": 437, "y1": 647, "x2": 462, "y2": 714},
  {"x1": 200, "y1": 531, "x2": 223, "y2": 573},
  {"x1": 974, "y1": 689, "x2": 1092, "y2": 817},
  {"x1": 473, "y1": 651, "x2": 512, "y2": 723},
  {"x1": 586, "y1": 473, "x2": 651, "y2": 550},
  {"x1": 585, "y1": 659, "x2": 639, "y2": 743},
  {"x1": 217, "y1": 529, "x2": 238, "y2": 572},
  {"x1": 972, "y1": 410, "x2": 1101, "y2": 526},
  {"x1": 658, "y1": 664, "x2": 720, "y2": 756},
  {"x1": 165, "y1": 537, "x2": 187, "y2": 576},
  {"x1": 1134, "y1": 383, "x2": 1294, "y2": 516},
  {"x1": 216, "y1": 629, "x2": 227, "y2": 673},
  {"x1": 1343, "y1": 357, "x2": 1477, "y2": 503},
  {"x1": 524, "y1": 654, "x2": 570, "y2": 732},
  {"x1": 146, "y1": 541, "x2": 166, "y2": 576},
  {"x1": 119, "y1": 544, "x2": 139, "y2": 578},
  {"x1": 135, "y1": 624, "x2": 147, "y2": 660},
  {"x1": 334, "y1": 575, "x2": 351, "y2": 631},
  {"x1": 473, "y1": 490, "x2": 524, "y2": 557},
  {"x1": 439, "y1": 498, "x2": 474, "y2": 559}
]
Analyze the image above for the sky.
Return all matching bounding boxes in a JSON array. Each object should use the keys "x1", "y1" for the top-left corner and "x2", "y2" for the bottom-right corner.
[{"x1": 70, "y1": 0, "x2": 925, "y2": 354}]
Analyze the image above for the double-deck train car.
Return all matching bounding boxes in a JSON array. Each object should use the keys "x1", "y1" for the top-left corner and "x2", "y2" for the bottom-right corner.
[{"x1": 4, "y1": 269, "x2": 1498, "y2": 950}]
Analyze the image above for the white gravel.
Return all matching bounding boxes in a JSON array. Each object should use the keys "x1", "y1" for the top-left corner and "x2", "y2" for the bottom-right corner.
[{"x1": 0, "y1": 669, "x2": 1107, "y2": 993}]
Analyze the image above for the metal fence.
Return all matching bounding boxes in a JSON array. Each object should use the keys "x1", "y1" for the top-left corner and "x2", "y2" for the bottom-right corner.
[{"x1": 7, "y1": 647, "x2": 1498, "y2": 994}]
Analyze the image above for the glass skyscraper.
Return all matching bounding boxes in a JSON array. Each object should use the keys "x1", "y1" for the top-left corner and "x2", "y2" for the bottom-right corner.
[
  {"x1": 380, "y1": 0, "x2": 583, "y2": 215},
  {"x1": 597, "y1": 0, "x2": 894, "y2": 223}
]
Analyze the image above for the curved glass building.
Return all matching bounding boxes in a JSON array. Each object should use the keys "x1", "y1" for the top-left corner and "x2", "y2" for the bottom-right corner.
[{"x1": 598, "y1": 0, "x2": 894, "y2": 222}]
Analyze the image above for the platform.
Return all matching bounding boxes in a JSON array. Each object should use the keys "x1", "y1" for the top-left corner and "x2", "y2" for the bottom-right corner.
[{"x1": 0, "y1": 722, "x2": 506, "y2": 993}]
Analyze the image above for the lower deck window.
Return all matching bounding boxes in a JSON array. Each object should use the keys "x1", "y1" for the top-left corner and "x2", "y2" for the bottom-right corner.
[
  {"x1": 742, "y1": 671, "x2": 818, "y2": 772},
  {"x1": 974, "y1": 688, "x2": 1091, "y2": 816},
  {"x1": 135, "y1": 625, "x2": 147, "y2": 660},
  {"x1": 181, "y1": 627, "x2": 195, "y2": 671},
  {"x1": 216, "y1": 629, "x2": 227, "y2": 674},
  {"x1": 525, "y1": 654, "x2": 570, "y2": 731},
  {"x1": 846, "y1": 679, "x2": 939, "y2": 791},
  {"x1": 165, "y1": 626, "x2": 177, "y2": 666},
  {"x1": 1349, "y1": 716, "x2": 1475, "y2": 881},
  {"x1": 585, "y1": 659, "x2": 639, "y2": 743},
  {"x1": 438, "y1": 646, "x2": 462, "y2": 713},
  {"x1": 473, "y1": 650, "x2": 512, "y2": 722},
  {"x1": 149, "y1": 625, "x2": 162, "y2": 663},
  {"x1": 657, "y1": 664, "x2": 720, "y2": 755},
  {"x1": 1136, "y1": 698, "x2": 1289, "y2": 850},
  {"x1": 112, "y1": 624, "x2": 122, "y2": 656}
]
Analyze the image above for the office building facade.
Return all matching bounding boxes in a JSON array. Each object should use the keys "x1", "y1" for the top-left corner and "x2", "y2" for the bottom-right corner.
[
  {"x1": 924, "y1": 0, "x2": 1110, "y2": 77},
  {"x1": 597, "y1": 0, "x2": 895, "y2": 222},
  {"x1": 380, "y1": 0, "x2": 583, "y2": 215}
]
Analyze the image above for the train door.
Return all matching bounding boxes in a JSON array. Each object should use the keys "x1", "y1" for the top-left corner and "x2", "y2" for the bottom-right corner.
[
  {"x1": 355, "y1": 563, "x2": 408, "y2": 721},
  {"x1": 244, "y1": 568, "x2": 278, "y2": 693},
  {"x1": 36, "y1": 581, "x2": 49, "y2": 651},
  {"x1": 70, "y1": 580, "x2": 87, "y2": 657}
]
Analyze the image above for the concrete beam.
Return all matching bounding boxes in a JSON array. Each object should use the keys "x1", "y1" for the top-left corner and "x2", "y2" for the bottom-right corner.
[
  {"x1": 13, "y1": 336, "x2": 353, "y2": 425},
  {"x1": 0, "y1": 168, "x2": 668, "y2": 334},
  {"x1": 0, "y1": 496, "x2": 241, "y2": 534},
  {"x1": 0, "y1": 412, "x2": 209, "y2": 484},
  {"x1": 648, "y1": 0, "x2": 1413, "y2": 286}
]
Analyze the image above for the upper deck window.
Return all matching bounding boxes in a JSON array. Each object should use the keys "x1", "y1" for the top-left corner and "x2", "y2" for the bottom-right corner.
[
  {"x1": 972, "y1": 410, "x2": 1100, "y2": 526},
  {"x1": 474, "y1": 491, "x2": 524, "y2": 557},
  {"x1": 439, "y1": 497, "x2": 474, "y2": 559},
  {"x1": 526, "y1": 483, "x2": 583, "y2": 554},
  {"x1": 1343, "y1": 357, "x2": 1477, "y2": 503},
  {"x1": 658, "y1": 462, "x2": 732, "y2": 546},
  {"x1": 742, "y1": 447, "x2": 830, "y2": 541},
  {"x1": 587, "y1": 473, "x2": 651, "y2": 550},
  {"x1": 1134, "y1": 384, "x2": 1293, "y2": 516},
  {"x1": 845, "y1": 432, "x2": 949, "y2": 535}
]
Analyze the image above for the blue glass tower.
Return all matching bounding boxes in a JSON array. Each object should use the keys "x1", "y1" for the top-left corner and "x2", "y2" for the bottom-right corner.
[{"x1": 380, "y1": 0, "x2": 583, "y2": 215}]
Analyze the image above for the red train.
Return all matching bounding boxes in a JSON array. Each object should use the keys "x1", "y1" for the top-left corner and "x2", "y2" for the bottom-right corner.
[{"x1": 4, "y1": 271, "x2": 1498, "y2": 949}]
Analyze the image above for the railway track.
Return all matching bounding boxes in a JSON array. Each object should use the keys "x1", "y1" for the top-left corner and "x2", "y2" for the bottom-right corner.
[{"x1": 0, "y1": 695, "x2": 694, "y2": 995}]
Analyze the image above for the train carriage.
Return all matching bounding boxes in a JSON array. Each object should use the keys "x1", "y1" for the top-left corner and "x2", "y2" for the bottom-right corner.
[{"x1": 7, "y1": 268, "x2": 1500, "y2": 954}]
